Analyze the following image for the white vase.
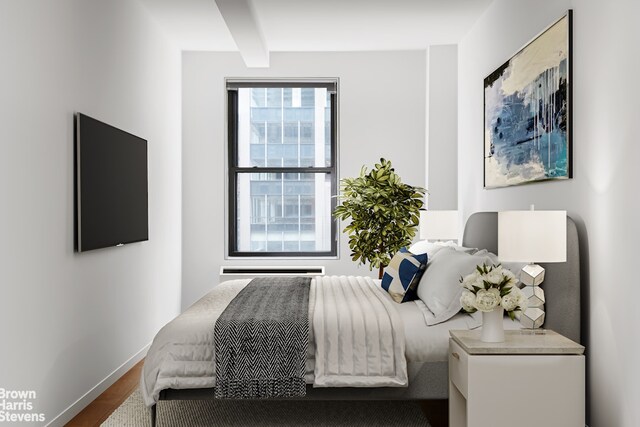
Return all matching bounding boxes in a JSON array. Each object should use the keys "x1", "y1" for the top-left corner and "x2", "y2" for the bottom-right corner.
[{"x1": 481, "y1": 307, "x2": 505, "y2": 343}]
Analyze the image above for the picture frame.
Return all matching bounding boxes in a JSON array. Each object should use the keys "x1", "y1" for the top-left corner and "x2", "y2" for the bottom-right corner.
[{"x1": 484, "y1": 10, "x2": 573, "y2": 189}]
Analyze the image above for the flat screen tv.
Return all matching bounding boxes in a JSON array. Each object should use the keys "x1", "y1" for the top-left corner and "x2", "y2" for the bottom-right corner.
[{"x1": 75, "y1": 113, "x2": 148, "y2": 252}]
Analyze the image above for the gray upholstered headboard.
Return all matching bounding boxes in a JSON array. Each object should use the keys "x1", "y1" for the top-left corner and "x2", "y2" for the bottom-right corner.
[{"x1": 462, "y1": 212, "x2": 581, "y2": 343}]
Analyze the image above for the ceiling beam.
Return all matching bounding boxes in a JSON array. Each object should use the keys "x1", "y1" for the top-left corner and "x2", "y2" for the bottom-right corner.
[{"x1": 215, "y1": 0, "x2": 269, "y2": 68}]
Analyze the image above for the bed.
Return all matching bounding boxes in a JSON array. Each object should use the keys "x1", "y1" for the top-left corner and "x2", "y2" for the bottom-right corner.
[{"x1": 142, "y1": 212, "x2": 581, "y2": 425}]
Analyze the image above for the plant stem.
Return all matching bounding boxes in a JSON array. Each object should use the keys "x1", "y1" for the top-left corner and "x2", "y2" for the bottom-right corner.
[{"x1": 378, "y1": 243, "x2": 386, "y2": 279}]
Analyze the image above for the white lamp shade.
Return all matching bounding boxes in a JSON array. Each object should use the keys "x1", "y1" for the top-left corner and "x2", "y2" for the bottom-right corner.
[
  {"x1": 419, "y1": 210, "x2": 459, "y2": 241},
  {"x1": 498, "y1": 210, "x2": 567, "y2": 263}
]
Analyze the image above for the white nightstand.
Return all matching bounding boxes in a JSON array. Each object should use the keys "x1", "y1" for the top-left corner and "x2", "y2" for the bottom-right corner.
[{"x1": 449, "y1": 329, "x2": 585, "y2": 427}]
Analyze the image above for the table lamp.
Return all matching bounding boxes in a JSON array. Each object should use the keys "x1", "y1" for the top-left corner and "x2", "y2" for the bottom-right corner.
[
  {"x1": 498, "y1": 207, "x2": 567, "y2": 330},
  {"x1": 419, "y1": 210, "x2": 459, "y2": 242}
]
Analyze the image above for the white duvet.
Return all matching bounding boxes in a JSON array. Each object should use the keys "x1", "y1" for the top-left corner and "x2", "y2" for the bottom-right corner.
[
  {"x1": 312, "y1": 276, "x2": 407, "y2": 387},
  {"x1": 141, "y1": 276, "x2": 407, "y2": 406}
]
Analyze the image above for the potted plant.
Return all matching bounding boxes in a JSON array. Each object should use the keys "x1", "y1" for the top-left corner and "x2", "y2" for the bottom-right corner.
[{"x1": 333, "y1": 158, "x2": 426, "y2": 279}]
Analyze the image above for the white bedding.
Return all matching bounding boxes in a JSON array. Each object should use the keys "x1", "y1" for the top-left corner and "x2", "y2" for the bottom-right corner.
[
  {"x1": 140, "y1": 275, "x2": 509, "y2": 407},
  {"x1": 141, "y1": 279, "x2": 248, "y2": 407},
  {"x1": 397, "y1": 299, "x2": 522, "y2": 363},
  {"x1": 141, "y1": 276, "x2": 407, "y2": 406},
  {"x1": 398, "y1": 301, "x2": 479, "y2": 362},
  {"x1": 312, "y1": 276, "x2": 407, "y2": 387}
]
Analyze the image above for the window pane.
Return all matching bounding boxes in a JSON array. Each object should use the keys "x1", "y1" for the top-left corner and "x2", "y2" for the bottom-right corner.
[
  {"x1": 300, "y1": 122, "x2": 313, "y2": 144},
  {"x1": 284, "y1": 158, "x2": 299, "y2": 167},
  {"x1": 267, "y1": 241, "x2": 283, "y2": 252},
  {"x1": 251, "y1": 107, "x2": 281, "y2": 122},
  {"x1": 236, "y1": 87, "x2": 332, "y2": 167},
  {"x1": 249, "y1": 145, "x2": 265, "y2": 166},
  {"x1": 325, "y1": 120, "x2": 331, "y2": 167},
  {"x1": 283, "y1": 122, "x2": 298, "y2": 144},
  {"x1": 267, "y1": 88, "x2": 282, "y2": 107},
  {"x1": 251, "y1": 88, "x2": 265, "y2": 107},
  {"x1": 251, "y1": 122, "x2": 265, "y2": 144},
  {"x1": 284, "y1": 241, "x2": 299, "y2": 251},
  {"x1": 300, "y1": 241, "x2": 315, "y2": 251},
  {"x1": 267, "y1": 123, "x2": 281, "y2": 144},
  {"x1": 300, "y1": 196, "x2": 314, "y2": 217},
  {"x1": 301, "y1": 88, "x2": 315, "y2": 107},
  {"x1": 236, "y1": 172, "x2": 333, "y2": 253},
  {"x1": 283, "y1": 196, "x2": 299, "y2": 218},
  {"x1": 283, "y1": 88, "x2": 292, "y2": 107}
]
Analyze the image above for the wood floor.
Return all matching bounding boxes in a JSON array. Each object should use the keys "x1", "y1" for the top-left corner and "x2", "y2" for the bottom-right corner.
[{"x1": 65, "y1": 359, "x2": 144, "y2": 427}]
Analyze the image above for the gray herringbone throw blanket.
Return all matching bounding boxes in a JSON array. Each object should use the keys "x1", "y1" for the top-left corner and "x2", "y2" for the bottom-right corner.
[{"x1": 214, "y1": 276, "x2": 311, "y2": 399}]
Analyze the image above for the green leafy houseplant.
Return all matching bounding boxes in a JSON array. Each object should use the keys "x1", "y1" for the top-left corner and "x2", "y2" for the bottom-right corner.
[{"x1": 333, "y1": 158, "x2": 426, "y2": 279}]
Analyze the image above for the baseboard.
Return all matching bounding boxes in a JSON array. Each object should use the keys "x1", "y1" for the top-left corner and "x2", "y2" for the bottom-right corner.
[{"x1": 45, "y1": 342, "x2": 151, "y2": 427}]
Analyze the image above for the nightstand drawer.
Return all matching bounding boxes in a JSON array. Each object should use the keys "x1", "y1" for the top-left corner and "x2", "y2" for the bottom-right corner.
[{"x1": 449, "y1": 338, "x2": 468, "y2": 398}]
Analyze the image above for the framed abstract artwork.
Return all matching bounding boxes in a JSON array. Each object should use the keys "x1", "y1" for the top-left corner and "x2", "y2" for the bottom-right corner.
[{"x1": 484, "y1": 11, "x2": 573, "y2": 189}]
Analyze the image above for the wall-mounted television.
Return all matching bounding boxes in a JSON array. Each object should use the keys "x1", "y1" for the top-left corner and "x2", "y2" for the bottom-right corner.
[{"x1": 75, "y1": 113, "x2": 148, "y2": 252}]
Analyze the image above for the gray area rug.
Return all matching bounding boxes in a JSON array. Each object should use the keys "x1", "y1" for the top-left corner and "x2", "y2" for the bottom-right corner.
[{"x1": 102, "y1": 390, "x2": 431, "y2": 426}]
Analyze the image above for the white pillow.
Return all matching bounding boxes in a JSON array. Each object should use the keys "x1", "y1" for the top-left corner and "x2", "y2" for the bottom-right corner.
[
  {"x1": 416, "y1": 248, "x2": 495, "y2": 325},
  {"x1": 408, "y1": 241, "x2": 446, "y2": 258},
  {"x1": 409, "y1": 244, "x2": 526, "y2": 279},
  {"x1": 409, "y1": 240, "x2": 478, "y2": 258},
  {"x1": 434, "y1": 240, "x2": 479, "y2": 254},
  {"x1": 414, "y1": 299, "x2": 482, "y2": 329}
]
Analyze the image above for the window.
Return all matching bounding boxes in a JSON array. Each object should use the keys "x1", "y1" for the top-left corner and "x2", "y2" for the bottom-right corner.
[{"x1": 227, "y1": 80, "x2": 338, "y2": 257}]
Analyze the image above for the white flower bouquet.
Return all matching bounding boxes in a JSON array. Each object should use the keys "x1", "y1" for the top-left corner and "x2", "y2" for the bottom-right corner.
[{"x1": 459, "y1": 263, "x2": 527, "y2": 320}]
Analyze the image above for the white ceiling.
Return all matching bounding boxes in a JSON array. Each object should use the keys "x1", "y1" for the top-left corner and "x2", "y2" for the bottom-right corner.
[
  {"x1": 137, "y1": 0, "x2": 237, "y2": 51},
  {"x1": 137, "y1": 0, "x2": 493, "y2": 52}
]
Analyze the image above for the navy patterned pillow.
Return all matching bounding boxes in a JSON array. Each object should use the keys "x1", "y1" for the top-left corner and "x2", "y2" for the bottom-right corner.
[{"x1": 381, "y1": 248, "x2": 429, "y2": 303}]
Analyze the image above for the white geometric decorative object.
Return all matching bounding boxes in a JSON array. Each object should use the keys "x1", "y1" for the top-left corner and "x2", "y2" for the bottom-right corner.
[
  {"x1": 521, "y1": 264, "x2": 546, "y2": 286},
  {"x1": 520, "y1": 307, "x2": 546, "y2": 329},
  {"x1": 521, "y1": 286, "x2": 545, "y2": 308}
]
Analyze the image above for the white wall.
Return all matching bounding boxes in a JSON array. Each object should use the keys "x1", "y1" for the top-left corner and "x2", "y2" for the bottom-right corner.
[
  {"x1": 458, "y1": 0, "x2": 640, "y2": 426},
  {"x1": 0, "y1": 1, "x2": 182, "y2": 425},
  {"x1": 427, "y1": 45, "x2": 458, "y2": 209},
  {"x1": 182, "y1": 51, "x2": 426, "y2": 309}
]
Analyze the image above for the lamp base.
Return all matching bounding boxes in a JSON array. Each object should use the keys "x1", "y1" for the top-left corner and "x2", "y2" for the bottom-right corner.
[
  {"x1": 520, "y1": 307, "x2": 546, "y2": 329},
  {"x1": 521, "y1": 264, "x2": 545, "y2": 286},
  {"x1": 522, "y1": 285, "x2": 545, "y2": 308}
]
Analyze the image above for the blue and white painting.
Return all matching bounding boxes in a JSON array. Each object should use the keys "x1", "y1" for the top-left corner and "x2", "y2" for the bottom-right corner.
[{"x1": 484, "y1": 13, "x2": 571, "y2": 188}]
